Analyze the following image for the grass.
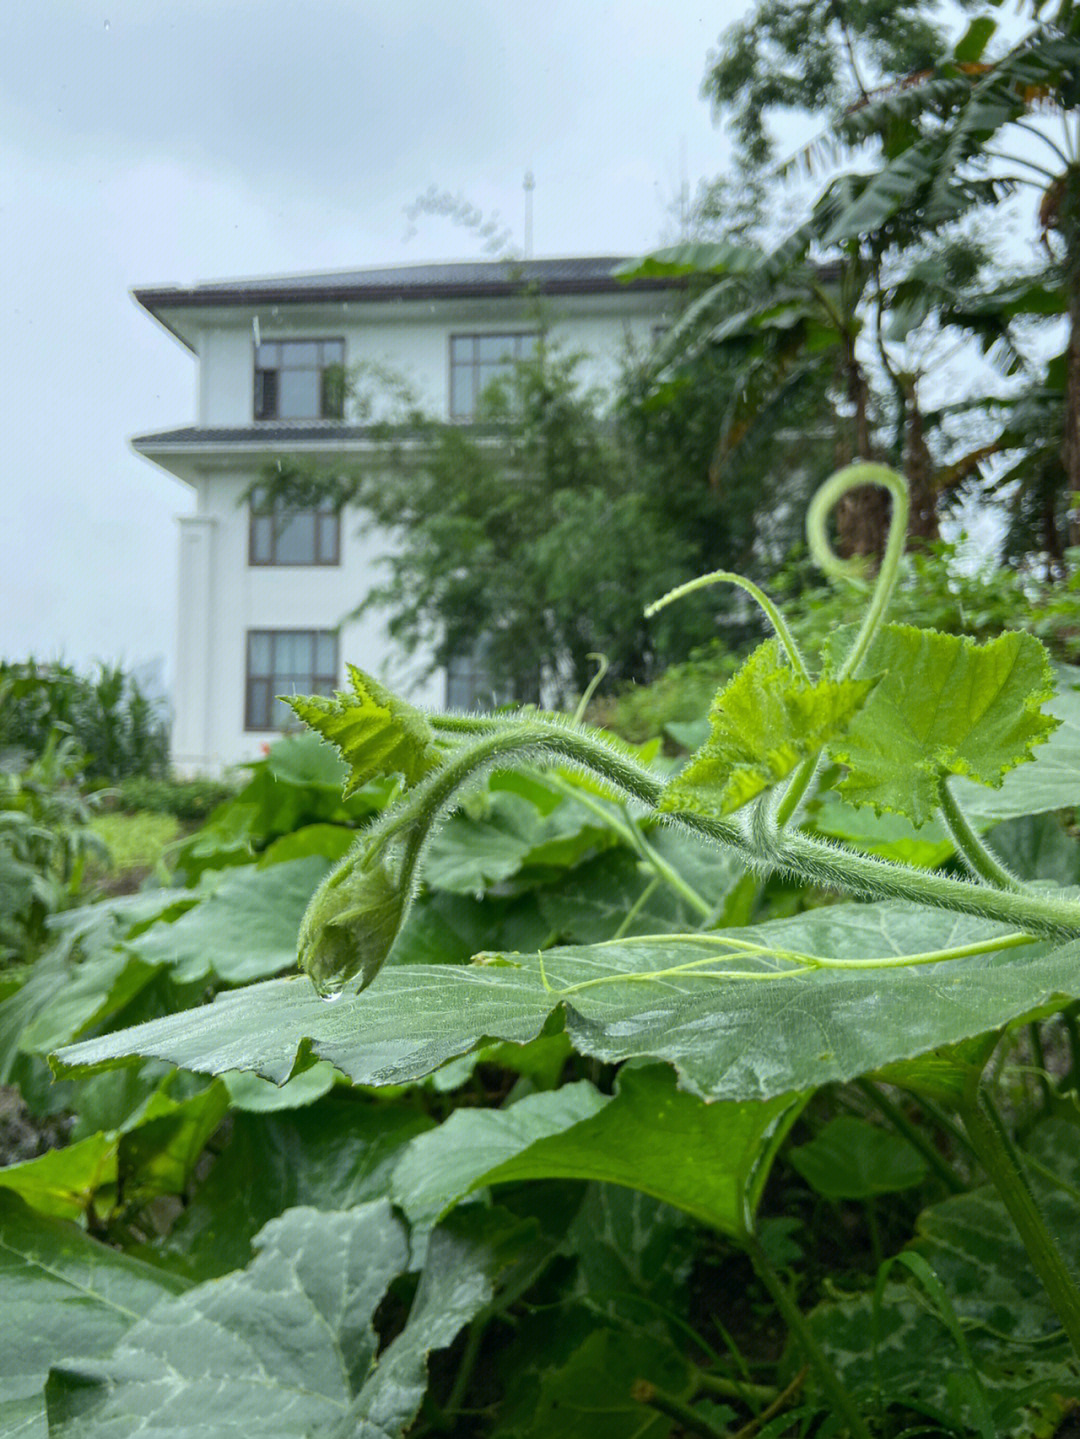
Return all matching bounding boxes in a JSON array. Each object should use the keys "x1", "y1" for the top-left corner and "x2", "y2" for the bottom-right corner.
[{"x1": 88, "y1": 811, "x2": 182, "y2": 888}]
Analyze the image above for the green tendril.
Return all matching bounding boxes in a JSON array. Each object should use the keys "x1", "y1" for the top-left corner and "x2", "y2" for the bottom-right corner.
[
  {"x1": 534, "y1": 928, "x2": 1036, "y2": 997},
  {"x1": 645, "y1": 570, "x2": 809, "y2": 680},
  {"x1": 805, "y1": 462, "x2": 910, "y2": 681}
]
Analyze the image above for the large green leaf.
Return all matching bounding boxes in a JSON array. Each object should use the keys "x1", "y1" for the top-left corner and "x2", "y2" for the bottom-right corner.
[
  {"x1": 831, "y1": 626, "x2": 1058, "y2": 825},
  {"x1": 164, "y1": 1098, "x2": 433, "y2": 1280},
  {"x1": 0, "y1": 1190, "x2": 187, "y2": 1438},
  {"x1": 787, "y1": 1115, "x2": 928, "y2": 1200},
  {"x1": 659, "y1": 640, "x2": 873, "y2": 818},
  {"x1": 809, "y1": 1120, "x2": 1080, "y2": 1436},
  {"x1": 957, "y1": 666, "x2": 1080, "y2": 823},
  {"x1": 315, "y1": 1206, "x2": 546, "y2": 1439},
  {"x1": 127, "y1": 856, "x2": 329, "y2": 984},
  {"x1": 0, "y1": 1134, "x2": 117, "y2": 1222},
  {"x1": 284, "y1": 664, "x2": 440, "y2": 796},
  {"x1": 55, "y1": 902, "x2": 1080, "y2": 1103},
  {"x1": 45, "y1": 1202, "x2": 410, "y2": 1438},
  {"x1": 393, "y1": 1065, "x2": 802, "y2": 1236}
]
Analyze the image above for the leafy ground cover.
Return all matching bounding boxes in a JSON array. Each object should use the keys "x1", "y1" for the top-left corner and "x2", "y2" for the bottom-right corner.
[{"x1": 3, "y1": 465, "x2": 1080, "y2": 1437}]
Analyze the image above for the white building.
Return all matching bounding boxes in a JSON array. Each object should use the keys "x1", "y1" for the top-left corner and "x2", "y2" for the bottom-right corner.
[{"x1": 133, "y1": 257, "x2": 679, "y2": 776}]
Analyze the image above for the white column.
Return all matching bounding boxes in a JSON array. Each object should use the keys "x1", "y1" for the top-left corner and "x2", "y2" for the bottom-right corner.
[{"x1": 172, "y1": 514, "x2": 217, "y2": 775}]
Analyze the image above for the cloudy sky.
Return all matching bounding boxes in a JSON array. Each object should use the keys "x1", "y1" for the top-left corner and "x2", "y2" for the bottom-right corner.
[{"x1": 0, "y1": 0, "x2": 758, "y2": 686}]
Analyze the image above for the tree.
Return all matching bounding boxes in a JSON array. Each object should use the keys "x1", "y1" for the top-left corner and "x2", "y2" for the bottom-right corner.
[
  {"x1": 256, "y1": 345, "x2": 790, "y2": 706},
  {"x1": 816, "y1": 1, "x2": 1080, "y2": 564},
  {"x1": 702, "y1": 0, "x2": 956, "y2": 172},
  {"x1": 628, "y1": 1, "x2": 1021, "y2": 559}
]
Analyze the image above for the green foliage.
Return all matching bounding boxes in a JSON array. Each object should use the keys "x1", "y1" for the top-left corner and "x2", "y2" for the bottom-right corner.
[
  {"x1": 658, "y1": 639, "x2": 875, "y2": 817},
  {"x1": 702, "y1": 0, "x2": 950, "y2": 169},
  {"x1": 0, "y1": 660, "x2": 167, "y2": 783},
  {"x1": 111, "y1": 774, "x2": 237, "y2": 822},
  {"x1": 0, "y1": 734, "x2": 106, "y2": 964},
  {"x1": 6, "y1": 465, "x2": 1080, "y2": 1436},
  {"x1": 832, "y1": 626, "x2": 1058, "y2": 824},
  {"x1": 87, "y1": 811, "x2": 180, "y2": 883},
  {"x1": 778, "y1": 543, "x2": 1080, "y2": 669},
  {"x1": 284, "y1": 664, "x2": 440, "y2": 796}
]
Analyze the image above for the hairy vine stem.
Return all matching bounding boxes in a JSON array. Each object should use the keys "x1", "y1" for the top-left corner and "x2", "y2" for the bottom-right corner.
[
  {"x1": 937, "y1": 778, "x2": 1024, "y2": 891},
  {"x1": 959, "y1": 1086, "x2": 1080, "y2": 1361},
  {"x1": 418, "y1": 712, "x2": 1080, "y2": 942}
]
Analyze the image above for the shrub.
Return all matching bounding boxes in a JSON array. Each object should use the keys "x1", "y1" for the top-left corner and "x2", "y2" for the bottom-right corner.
[
  {"x1": 110, "y1": 775, "x2": 237, "y2": 822},
  {"x1": 0, "y1": 732, "x2": 105, "y2": 963},
  {"x1": 0, "y1": 659, "x2": 168, "y2": 783}
]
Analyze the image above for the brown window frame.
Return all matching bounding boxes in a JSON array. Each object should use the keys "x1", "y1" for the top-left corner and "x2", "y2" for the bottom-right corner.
[
  {"x1": 245, "y1": 628, "x2": 339, "y2": 732},
  {"x1": 448, "y1": 331, "x2": 539, "y2": 421},
  {"x1": 248, "y1": 487, "x2": 341, "y2": 567},
  {"x1": 254, "y1": 337, "x2": 346, "y2": 421}
]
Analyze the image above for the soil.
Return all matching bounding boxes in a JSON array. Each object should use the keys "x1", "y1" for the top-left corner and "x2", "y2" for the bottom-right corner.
[{"x1": 0, "y1": 1085, "x2": 72, "y2": 1167}]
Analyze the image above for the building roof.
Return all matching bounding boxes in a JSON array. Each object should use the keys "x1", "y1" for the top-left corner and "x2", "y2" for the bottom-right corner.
[
  {"x1": 134, "y1": 424, "x2": 383, "y2": 447},
  {"x1": 132, "y1": 256, "x2": 676, "y2": 314}
]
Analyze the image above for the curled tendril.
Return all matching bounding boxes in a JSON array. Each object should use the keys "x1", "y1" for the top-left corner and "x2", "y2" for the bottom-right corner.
[
  {"x1": 805, "y1": 463, "x2": 911, "y2": 680},
  {"x1": 645, "y1": 570, "x2": 809, "y2": 679}
]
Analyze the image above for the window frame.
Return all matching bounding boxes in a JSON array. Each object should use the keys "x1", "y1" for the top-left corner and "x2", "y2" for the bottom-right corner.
[
  {"x1": 244, "y1": 628, "x2": 339, "y2": 733},
  {"x1": 248, "y1": 486, "x2": 341, "y2": 568},
  {"x1": 448, "y1": 331, "x2": 539, "y2": 421},
  {"x1": 254, "y1": 337, "x2": 346, "y2": 422}
]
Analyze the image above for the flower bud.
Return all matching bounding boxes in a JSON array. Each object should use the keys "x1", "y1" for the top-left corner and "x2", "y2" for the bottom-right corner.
[{"x1": 298, "y1": 858, "x2": 407, "y2": 998}]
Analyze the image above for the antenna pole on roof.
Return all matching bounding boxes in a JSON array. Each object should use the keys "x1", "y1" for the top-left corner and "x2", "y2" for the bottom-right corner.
[{"x1": 523, "y1": 171, "x2": 535, "y2": 258}]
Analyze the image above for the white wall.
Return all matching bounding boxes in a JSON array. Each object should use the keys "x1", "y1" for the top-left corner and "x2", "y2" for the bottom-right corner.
[
  {"x1": 174, "y1": 471, "x2": 443, "y2": 777},
  {"x1": 194, "y1": 291, "x2": 669, "y2": 427},
  {"x1": 171, "y1": 286, "x2": 671, "y2": 772}
]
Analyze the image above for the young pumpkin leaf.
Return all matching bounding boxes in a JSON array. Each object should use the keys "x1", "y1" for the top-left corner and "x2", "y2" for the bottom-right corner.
[
  {"x1": 957, "y1": 664, "x2": 1080, "y2": 824},
  {"x1": 830, "y1": 626, "x2": 1058, "y2": 826},
  {"x1": 284, "y1": 664, "x2": 440, "y2": 797},
  {"x1": 658, "y1": 640, "x2": 874, "y2": 818}
]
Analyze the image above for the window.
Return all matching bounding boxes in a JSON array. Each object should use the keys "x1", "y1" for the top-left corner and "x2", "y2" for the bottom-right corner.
[
  {"x1": 254, "y1": 339, "x2": 345, "y2": 420},
  {"x1": 246, "y1": 630, "x2": 338, "y2": 731},
  {"x1": 249, "y1": 487, "x2": 340, "y2": 566},
  {"x1": 449, "y1": 332, "x2": 538, "y2": 420},
  {"x1": 445, "y1": 641, "x2": 516, "y2": 710}
]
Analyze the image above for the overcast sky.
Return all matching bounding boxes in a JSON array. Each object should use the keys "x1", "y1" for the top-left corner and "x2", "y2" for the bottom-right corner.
[
  {"x1": 0, "y1": 0, "x2": 757, "y2": 686},
  {"x1": 2, "y1": 1, "x2": 1040, "y2": 694}
]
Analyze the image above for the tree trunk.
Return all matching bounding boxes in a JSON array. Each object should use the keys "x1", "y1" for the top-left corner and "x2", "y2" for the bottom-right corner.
[
  {"x1": 1064, "y1": 270, "x2": 1080, "y2": 553},
  {"x1": 904, "y1": 377, "x2": 940, "y2": 546},
  {"x1": 835, "y1": 350, "x2": 889, "y2": 558}
]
